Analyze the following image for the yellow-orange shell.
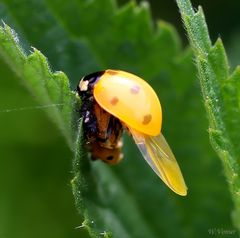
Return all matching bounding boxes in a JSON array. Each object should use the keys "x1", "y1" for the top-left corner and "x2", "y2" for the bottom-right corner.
[{"x1": 93, "y1": 70, "x2": 162, "y2": 136}]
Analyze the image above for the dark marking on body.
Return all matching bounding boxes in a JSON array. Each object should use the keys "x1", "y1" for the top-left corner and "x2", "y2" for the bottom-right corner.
[
  {"x1": 107, "y1": 70, "x2": 118, "y2": 75},
  {"x1": 130, "y1": 85, "x2": 140, "y2": 94},
  {"x1": 110, "y1": 97, "x2": 119, "y2": 105},
  {"x1": 106, "y1": 155, "x2": 114, "y2": 161},
  {"x1": 142, "y1": 114, "x2": 152, "y2": 125}
]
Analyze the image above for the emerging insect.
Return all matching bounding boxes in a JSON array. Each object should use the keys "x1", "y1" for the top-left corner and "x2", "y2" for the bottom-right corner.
[{"x1": 77, "y1": 69, "x2": 187, "y2": 196}]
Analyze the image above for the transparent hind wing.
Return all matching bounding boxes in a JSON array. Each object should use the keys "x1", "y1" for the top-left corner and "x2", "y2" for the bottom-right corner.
[{"x1": 130, "y1": 129, "x2": 187, "y2": 196}]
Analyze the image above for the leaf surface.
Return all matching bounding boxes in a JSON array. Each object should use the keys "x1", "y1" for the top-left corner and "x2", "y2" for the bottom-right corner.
[{"x1": 177, "y1": 0, "x2": 240, "y2": 231}]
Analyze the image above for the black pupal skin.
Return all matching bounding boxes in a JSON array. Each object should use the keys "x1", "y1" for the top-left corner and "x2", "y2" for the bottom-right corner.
[
  {"x1": 77, "y1": 71, "x2": 123, "y2": 163},
  {"x1": 77, "y1": 71, "x2": 104, "y2": 139}
]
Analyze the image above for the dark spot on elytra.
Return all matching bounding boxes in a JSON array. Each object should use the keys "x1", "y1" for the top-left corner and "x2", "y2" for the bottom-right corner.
[
  {"x1": 110, "y1": 97, "x2": 119, "y2": 105},
  {"x1": 142, "y1": 114, "x2": 152, "y2": 125},
  {"x1": 130, "y1": 85, "x2": 140, "y2": 94},
  {"x1": 106, "y1": 155, "x2": 114, "y2": 160},
  {"x1": 107, "y1": 70, "x2": 118, "y2": 75}
]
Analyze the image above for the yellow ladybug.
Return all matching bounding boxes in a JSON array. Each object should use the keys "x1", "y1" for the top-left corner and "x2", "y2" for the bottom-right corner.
[{"x1": 78, "y1": 69, "x2": 187, "y2": 196}]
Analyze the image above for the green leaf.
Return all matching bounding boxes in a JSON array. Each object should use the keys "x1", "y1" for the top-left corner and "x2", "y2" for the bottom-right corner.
[
  {"x1": 0, "y1": 23, "x2": 75, "y2": 148},
  {"x1": 176, "y1": 0, "x2": 240, "y2": 231},
  {"x1": 0, "y1": 1, "x2": 237, "y2": 238}
]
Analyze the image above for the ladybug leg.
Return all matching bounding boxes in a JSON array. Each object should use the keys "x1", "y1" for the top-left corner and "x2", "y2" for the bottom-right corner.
[
  {"x1": 93, "y1": 102, "x2": 123, "y2": 150},
  {"x1": 93, "y1": 103, "x2": 111, "y2": 140},
  {"x1": 107, "y1": 117, "x2": 123, "y2": 148}
]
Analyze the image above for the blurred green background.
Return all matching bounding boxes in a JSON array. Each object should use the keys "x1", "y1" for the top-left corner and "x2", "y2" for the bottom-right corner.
[
  {"x1": 0, "y1": 0, "x2": 240, "y2": 238},
  {"x1": 119, "y1": 0, "x2": 240, "y2": 67}
]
